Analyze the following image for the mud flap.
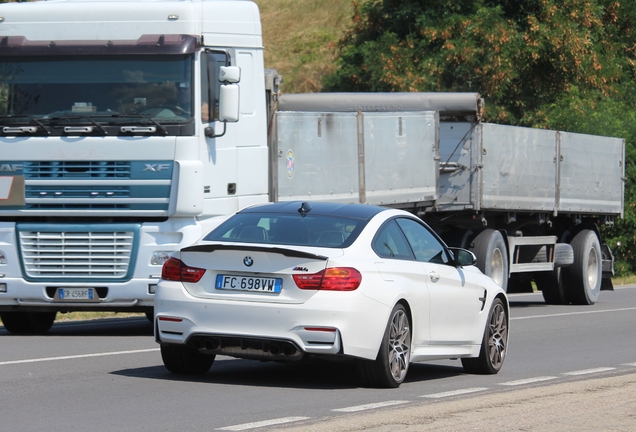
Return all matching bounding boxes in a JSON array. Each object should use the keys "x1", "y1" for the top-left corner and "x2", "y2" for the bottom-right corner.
[{"x1": 601, "y1": 244, "x2": 615, "y2": 291}]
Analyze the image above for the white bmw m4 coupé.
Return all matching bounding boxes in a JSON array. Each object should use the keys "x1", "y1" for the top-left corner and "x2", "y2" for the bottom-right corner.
[{"x1": 155, "y1": 201, "x2": 509, "y2": 388}]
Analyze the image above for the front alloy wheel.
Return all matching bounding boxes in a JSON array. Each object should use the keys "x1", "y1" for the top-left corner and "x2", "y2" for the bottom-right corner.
[{"x1": 462, "y1": 298, "x2": 508, "y2": 374}]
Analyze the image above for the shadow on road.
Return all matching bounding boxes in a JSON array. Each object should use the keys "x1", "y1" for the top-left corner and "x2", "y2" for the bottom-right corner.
[
  {"x1": 0, "y1": 317, "x2": 154, "y2": 337},
  {"x1": 508, "y1": 300, "x2": 549, "y2": 308},
  {"x1": 111, "y1": 357, "x2": 466, "y2": 390}
]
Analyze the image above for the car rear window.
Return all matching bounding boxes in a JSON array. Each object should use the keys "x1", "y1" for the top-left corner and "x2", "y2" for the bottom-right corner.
[{"x1": 203, "y1": 213, "x2": 367, "y2": 248}]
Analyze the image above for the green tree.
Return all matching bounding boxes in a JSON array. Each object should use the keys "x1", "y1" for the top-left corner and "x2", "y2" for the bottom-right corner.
[
  {"x1": 326, "y1": 0, "x2": 636, "y2": 273},
  {"x1": 326, "y1": 0, "x2": 627, "y2": 124}
]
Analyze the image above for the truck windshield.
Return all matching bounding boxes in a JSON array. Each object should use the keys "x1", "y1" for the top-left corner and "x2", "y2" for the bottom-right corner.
[{"x1": 0, "y1": 54, "x2": 193, "y2": 124}]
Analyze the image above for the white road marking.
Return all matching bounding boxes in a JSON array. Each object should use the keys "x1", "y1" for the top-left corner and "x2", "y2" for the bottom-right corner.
[
  {"x1": 499, "y1": 376, "x2": 558, "y2": 386},
  {"x1": 420, "y1": 387, "x2": 489, "y2": 399},
  {"x1": 332, "y1": 400, "x2": 410, "y2": 413},
  {"x1": 0, "y1": 348, "x2": 159, "y2": 366},
  {"x1": 621, "y1": 362, "x2": 636, "y2": 367},
  {"x1": 563, "y1": 367, "x2": 616, "y2": 376},
  {"x1": 511, "y1": 306, "x2": 636, "y2": 321},
  {"x1": 215, "y1": 417, "x2": 311, "y2": 431}
]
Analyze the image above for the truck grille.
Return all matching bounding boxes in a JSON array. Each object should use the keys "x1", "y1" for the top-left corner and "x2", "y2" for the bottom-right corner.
[
  {"x1": 18, "y1": 226, "x2": 137, "y2": 281},
  {"x1": 23, "y1": 161, "x2": 132, "y2": 179},
  {"x1": 10, "y1": 160, "x2": 173, "y2": 214}
]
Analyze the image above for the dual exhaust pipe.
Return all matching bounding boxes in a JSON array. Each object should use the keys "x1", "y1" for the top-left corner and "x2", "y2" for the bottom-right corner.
[
  {"x1": 191, "y1": 337, "x2": 220, "y2": 351},
  {"x1": 267, "y1": 343, "x2": 296, "y2": 356},
  {"x1": 189, "y1": 336, "x2": 298, "y2": 357}
]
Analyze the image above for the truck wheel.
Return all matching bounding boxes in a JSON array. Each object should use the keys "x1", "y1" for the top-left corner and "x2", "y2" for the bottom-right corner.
[
  {"x1": 356, "y1": 304, "x2": 411, "y2": 388},
  {"x1": 566, "y1": 229, "x2": 602, "y2": 305},
  {"x1": 471, "y1": 230, "x2": 508, "y2": 292},
  {"x1": 160, "y1": 344, "x2": 215, "y2": 375},
  {"x1": 461, "y1": 298, "x2": 508, "y2": 374},
  {"x1": 535, "y1": 267, "x2": 569, "y2": 305},
  {"x1": 0, "y1": 311, "x2": 56, "y2": 335}
]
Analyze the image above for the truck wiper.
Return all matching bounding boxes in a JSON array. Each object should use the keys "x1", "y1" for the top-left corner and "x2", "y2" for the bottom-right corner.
[
  {"x1": 134, "y1": 113, "x2": 169, "y2": 135},
  {"x1": 0, "y1": 114, "x2": 52, "y2": 135},
  {"x1": 104, "y1": 113, "x2": 169, "y2": 135},
  {"x1": 48, "y1": 115, "x2": 109, "y2": 135}
]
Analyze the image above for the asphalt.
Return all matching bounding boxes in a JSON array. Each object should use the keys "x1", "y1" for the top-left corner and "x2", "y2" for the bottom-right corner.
[{"x1": 277, "y1": 371, "x2": 636, "y2": 431}]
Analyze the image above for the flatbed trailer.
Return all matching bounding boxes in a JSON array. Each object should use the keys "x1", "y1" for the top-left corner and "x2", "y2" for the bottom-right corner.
[{"x1": 270, "y1": 91, "x2": 624, "y2": 305}]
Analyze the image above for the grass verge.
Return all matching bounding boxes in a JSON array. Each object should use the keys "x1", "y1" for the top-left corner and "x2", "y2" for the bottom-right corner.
[
  {"x1": 0, "y1": 312, "x2": 145, "y2": 326},
  {"x1": 254, "y1": 0, "x2": 354, "y2": 93}
]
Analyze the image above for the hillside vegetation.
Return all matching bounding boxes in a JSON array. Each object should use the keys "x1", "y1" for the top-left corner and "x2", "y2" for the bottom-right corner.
[
  {"x1": 254, "y1": 0, "x2": 354, "y2": 93},
  {"x1": 257, "y1": 0, "x2": 636, "y2": 276}
]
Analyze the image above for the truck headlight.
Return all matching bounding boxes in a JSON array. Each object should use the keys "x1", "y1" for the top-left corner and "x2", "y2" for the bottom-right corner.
[{"x1": 151, "y1": 251, "x2": 172, "y2": 266}]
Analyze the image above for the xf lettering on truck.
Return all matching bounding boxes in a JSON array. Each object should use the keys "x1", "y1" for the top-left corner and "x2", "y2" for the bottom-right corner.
[
  {"x1": 142, "y1": 163, "x2": 171, "y2": 172},
  {"x1": 0, "y1": 164, "x2": 23, "y2": 172}
]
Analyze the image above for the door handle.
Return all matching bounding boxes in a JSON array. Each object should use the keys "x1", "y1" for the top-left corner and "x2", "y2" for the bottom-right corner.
[{"x1": 429, "y1": 271, "x2": 440, "y2": 283}]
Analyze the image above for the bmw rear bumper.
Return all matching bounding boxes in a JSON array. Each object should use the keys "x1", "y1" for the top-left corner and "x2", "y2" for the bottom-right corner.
[{"x1": 155, "y1": 280, "x2": 390, "y2": 360}]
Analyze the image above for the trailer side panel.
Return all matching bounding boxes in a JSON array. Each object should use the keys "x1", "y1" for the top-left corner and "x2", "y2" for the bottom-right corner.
[
  {"x1": 558, "y1": 132, "x2": 624, "y2": 216},
  {"x1": 480, "y1": 123, "x2": 557, "y2": 212}
]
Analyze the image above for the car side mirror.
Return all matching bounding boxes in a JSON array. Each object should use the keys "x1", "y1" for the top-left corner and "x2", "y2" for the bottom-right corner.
[{"x1": 449, "y1": 247, "x2": 477, "y2": 267}]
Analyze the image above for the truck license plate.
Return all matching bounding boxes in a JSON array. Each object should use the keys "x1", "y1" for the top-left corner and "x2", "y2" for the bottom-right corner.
[
  {"x1": 57, "y1": 287, "x2": 95, "y2": 301},
  {"x1": 215, "y1": 275, "x2": 282, "y2": 293}
]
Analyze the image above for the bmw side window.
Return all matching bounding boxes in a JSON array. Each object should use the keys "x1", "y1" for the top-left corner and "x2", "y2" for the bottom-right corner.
[
  {"x1": 201, "y1": 51, "x2": 230, "y2": 122},
  {"x1": 372, "y1": 221, "x2": 415, "y2": 260},
  {"x1": 396, "y1": 218, "x2": 450, "y2": 264}
]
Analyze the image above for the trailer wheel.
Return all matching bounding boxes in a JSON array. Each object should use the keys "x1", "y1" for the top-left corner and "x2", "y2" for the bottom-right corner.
[
  {"x1": 535, "y1": 242, "x2": 574, "y2": 305},
  {"x1": 566, "y1": 229, "x2": 602, "y2": 305},
  {"x1": 535, "y1": 268, "x2": 569, "y2": 305},
  {"x1": 0, "y1": 311, "x2": 57, "y2": 335},
  {"x1": 471, "y1": 230, "x2": 508, "y2": 292}
]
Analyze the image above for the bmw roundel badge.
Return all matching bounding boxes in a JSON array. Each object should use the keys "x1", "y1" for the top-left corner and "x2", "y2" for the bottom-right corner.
[{"x1": 243, "y1": 256, "x2": 253, "y2": 267}]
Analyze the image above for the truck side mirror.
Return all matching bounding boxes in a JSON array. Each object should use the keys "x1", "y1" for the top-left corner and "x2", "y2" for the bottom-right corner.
[
  {"x1": 219, "y1": 66, "x2": 241, "y2": 83},
  {"x1": 218, "y1": 84, "x2": 239, "y2": 122},
  {"x1": 205, "y1": 66, "x2": 241, "y2": 138}
]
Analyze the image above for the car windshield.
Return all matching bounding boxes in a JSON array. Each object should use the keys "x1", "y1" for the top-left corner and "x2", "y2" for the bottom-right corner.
[
  {"x1": 0, "y1": 54, "x2": 193, "y2": 124},
  {"x1": 203, "y1": 213, "x2": 368, "y2": 248}
]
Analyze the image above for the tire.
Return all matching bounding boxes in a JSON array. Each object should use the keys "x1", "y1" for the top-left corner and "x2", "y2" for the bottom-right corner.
[
  {"x1": 536, "y1": 267, "x2": 570, "y2": 305},
  {"x1": 461, "y1": 298, "x2": 508, "y2": 374},
  {"x1": 553, "y1": 243, "x2": 574, "y2": 267},
  {"x1": 357, "y1": 304, "x2": 411, "y2": 388},
  {"x1": 471, "y1": 230, "x2": 509, "y2": 292},
  {"x1": 566, "y1": 230, "x2": 602, "y2": 305},
  {"x1": 533, "y1": 243, "x2": 574, "y2": 267},
  {"x1": 0, "y1": 311, "x2": 57, "y2": 335},
  {"x1": 160, "y1": 343, "x2": 215, "y2": 375},
  {"x1": 441, "y1": 229, "x2": 474, "y2": 250}
]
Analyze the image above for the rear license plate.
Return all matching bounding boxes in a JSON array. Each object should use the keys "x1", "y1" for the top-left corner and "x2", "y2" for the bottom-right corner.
[
  {"x1": 215, "y1": 275, "x2": 282, "y2": 293},
  {"x1": 57, "y1": 287, "x2": 95, "y2": 301}
]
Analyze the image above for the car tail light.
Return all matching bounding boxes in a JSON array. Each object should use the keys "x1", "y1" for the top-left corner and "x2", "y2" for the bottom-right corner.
[
  {"x1": 293, "y1": 267, "x2": 361, "y2": 291},
  {"x1": 162, "y1": 257, "x2": 206, "y2": 283}
]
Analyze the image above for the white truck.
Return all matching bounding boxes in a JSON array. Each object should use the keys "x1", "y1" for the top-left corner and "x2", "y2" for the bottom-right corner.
[{"x1": 0, "y1": 0, "x2": 624, "y2": 334}]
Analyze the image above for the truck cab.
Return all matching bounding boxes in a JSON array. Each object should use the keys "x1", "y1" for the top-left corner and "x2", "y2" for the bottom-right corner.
[{"x1": 0, "y1": 0, "x2": 269, "y2": 333}]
